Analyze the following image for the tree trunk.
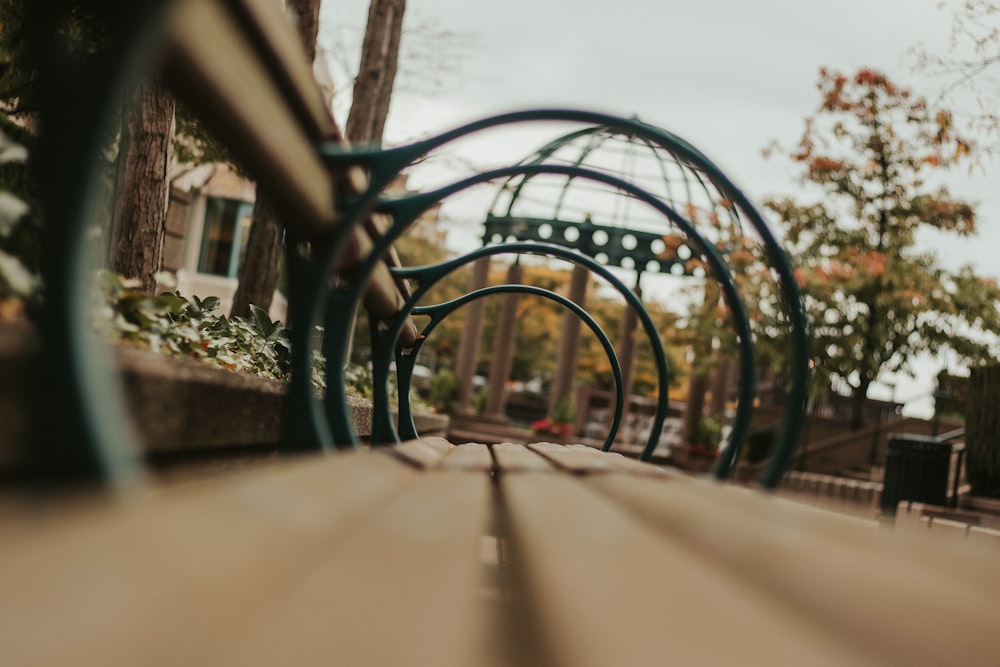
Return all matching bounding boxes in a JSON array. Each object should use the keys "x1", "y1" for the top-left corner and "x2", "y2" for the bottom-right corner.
[
  {"x1": 230, "y1": 0, "x2": 322, "y2": 319},
  {"x1": 230, "y1": 194, "x2": 282, "y2": 317},
  {"x1": 108, "y1": 80, "x2": 175, "y2": 294},
  {"x1": 346, "y1": 0, "x2": 406, "y2": 144},
  {"x1": 287, "y1": 0, "x2": 321, "y2": 61},
  {"x1": 849, "y1": 379, "x2": 871, "y2": 430}
]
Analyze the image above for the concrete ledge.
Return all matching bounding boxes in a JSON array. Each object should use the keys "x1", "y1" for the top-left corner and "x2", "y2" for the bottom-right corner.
[{"x1": 0, "y1": 327, "x2": 448, "y2": 466}]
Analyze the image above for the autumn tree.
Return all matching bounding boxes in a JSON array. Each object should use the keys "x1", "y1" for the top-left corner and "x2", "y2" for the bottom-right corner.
[{"x1": 765, "y1": 67, "x2": 1000, "y2": 428}]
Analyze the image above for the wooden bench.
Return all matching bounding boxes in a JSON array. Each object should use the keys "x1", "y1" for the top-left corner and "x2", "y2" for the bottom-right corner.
[{"x1": 15, "y1": 1, "x2": 1000, "y2": 665}]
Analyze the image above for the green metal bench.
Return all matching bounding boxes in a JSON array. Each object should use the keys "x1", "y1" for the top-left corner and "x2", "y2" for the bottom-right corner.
[
  {"x1": 8, "y1": 1, "x2": 999, "y2": 664},
  {"x1": 31, "y1": 0, "x2": 813, "y2": 485}
]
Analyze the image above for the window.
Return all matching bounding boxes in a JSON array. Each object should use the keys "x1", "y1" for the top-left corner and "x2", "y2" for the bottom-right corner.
[{"x1": 197, "y1": 198, "x2": 254, "y2": 277}]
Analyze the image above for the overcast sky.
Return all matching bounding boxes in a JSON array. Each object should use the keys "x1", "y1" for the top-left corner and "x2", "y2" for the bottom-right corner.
[{"x1": 319, "y1": 0, "x2": 999, "y2": 416}]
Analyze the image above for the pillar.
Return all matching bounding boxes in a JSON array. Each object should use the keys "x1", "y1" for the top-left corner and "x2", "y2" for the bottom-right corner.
[
  {"x1": 682, "y1": 372, "x2": 709, "y2": 444},
  {"x1": 549, "y1": 263, "x2": 589, "y2": 413},
  {"x1": 454, "y1": 256, "x2": 490, "y2": 415},
  {"x1": 483, "y1": 260, "x2": 524, "y2": 422},
  {"x1": 708, "y1": 356, "x2": 733, "y2": 418},
  {"x1": 614, "y1": 285, "x2": 641, "y2": 441}
]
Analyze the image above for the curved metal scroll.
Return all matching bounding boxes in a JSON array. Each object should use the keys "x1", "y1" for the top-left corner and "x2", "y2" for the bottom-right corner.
[
  {"x1": 308, "y1": 166, "x2": 754, "y2": 470},
  {"x1": 315, "y1": 112, "x2": 808, "y2": 487},
  {"x1": 374, "y1": 241, "x2": 668, "y2": 452},
  {"x1": 381, "y1": 283, "x2": 625, "y2": 451}
]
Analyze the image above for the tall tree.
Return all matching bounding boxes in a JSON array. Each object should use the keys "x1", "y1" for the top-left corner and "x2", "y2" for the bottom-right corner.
[
  {"x1": 765, "y1": 67, "x2": 1000, "y2": 428},
  {"x1": 107, "y1": 80, "x2": 174, "y2": 293},
  {"x1": 230, "y1": 0, "x2": 322, "y2": 318},
  {"x1": 345, "y1": 0, "x2": 405, "y2": 144}
]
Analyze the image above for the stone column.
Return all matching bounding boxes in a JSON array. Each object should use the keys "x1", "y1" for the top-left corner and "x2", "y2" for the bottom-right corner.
[
  {"x1": 682, "y1": 371, "x2": 709, "y2": 444},
  {"x1": 614, "y1": 285, "x2": 642, "y2": 441},
  {"x1": 549, "y1": 263, "x2": 590, "y2": 413},
  {"x1": 708, "y1": 356, "x2": 733, "y2": 418},
  {"x1": 454, "y1": 256, "x2": 490, "y2": 415},
  {"x1": 483, "y1": 261, "x2": 524, "y2": 423}
]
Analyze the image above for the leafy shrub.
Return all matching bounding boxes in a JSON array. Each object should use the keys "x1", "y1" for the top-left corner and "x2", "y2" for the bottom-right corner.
[
  {"x1": 691, "y1": 416, "x2": 722, "y2": 448},
  {"x1": 429, "y1": 369, "x2": 459, "y2": 414},
  {"x1": 96, "y1": 271, "x2": 312, "y2": 387},
  {"x1": 0, "y1": 132, "x2": 39, "y2": 320}
]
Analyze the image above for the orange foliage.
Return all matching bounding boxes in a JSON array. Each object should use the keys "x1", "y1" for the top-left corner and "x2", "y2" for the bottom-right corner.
[{"x1": 809, "y1": 157, "x2": 844, "y2": 174}]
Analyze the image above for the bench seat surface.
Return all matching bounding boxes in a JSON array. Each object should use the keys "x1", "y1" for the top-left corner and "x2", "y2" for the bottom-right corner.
[{"x1": 2, "y1": 441, "x2": 998, "y2": 666}]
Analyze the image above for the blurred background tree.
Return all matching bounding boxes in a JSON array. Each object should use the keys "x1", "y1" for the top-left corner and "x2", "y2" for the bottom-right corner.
[{"x1": 765, "y1": 67, "x2": 1000, "y2": 429}]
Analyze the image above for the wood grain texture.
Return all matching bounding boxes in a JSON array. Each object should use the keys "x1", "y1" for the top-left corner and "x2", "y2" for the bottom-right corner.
[
  {"x1": 218, "y1": 469, "x2": 492, "y2": 667},
  {"x1": 440, "y1": 443, "x2": 493, "y2": 472},
  {"x1": 5, "y1": 441, "x2": 998, "y2": 665},
  {"x1": 528, "y1": 442, "x2": 674, "y2": 477},
  {"x1": 388, "y1": 437, "x2": 453, "y2": 469},
  {"x1": 586, "y1": 473, "x2": 1000, "y2": 665},
  {"x1": 165, "y1": 0, "x2": 334, "y2": 236},
  {"x1": 500, "y1": 472, "x2": 872, "y2": 666},
  {"x1": 492, "y1": 442, "x2": 554, "y2": 473},
  {"x1": 0, "y1": 451, "x2": 418, "y2": 666}
]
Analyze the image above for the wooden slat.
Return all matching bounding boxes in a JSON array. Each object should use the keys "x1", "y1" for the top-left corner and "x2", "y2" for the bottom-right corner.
[
  {"x1": 440, "y1": 443, "x2": 493, "y2": 472},
  {"x1": 0, "y1": 451, "x2": 420, "y2": 666},
  {"x1": 363, "y1": 259, "x2": 419, "y2": 346},
  {"x1": 226, "y1": 0, "x2": 339, "y2": 140},
  {"x1": 342, "y1": 223, "x2": 418, "y2": 346},
  {"x1": 585, "y1": 473, "x2": 1000, "y2": 665},
  {"x1": 500, "y1": 472, "x2": 872, "y2": 665},
  {"x1": 492, "y1": 443, "x2": 554, "y2": 472},
  {"x1": 218, "y1": 470, "x2": 493, "y2": 667},
  {"x1": 165, "y1": 0, "x2": 417, "y2": 347},
  {"x1": 388, "y1": 437, "x2": 453, "y2": 469},
  {"x1": 527, "y1": 442, "x2": 616, "y2": 473},
  {"x1": 527, "y1": 442, "x2": 673, "y2": 477},
  {"x1": 164, "y1": 0, "x2": 335, "y2": 237}
]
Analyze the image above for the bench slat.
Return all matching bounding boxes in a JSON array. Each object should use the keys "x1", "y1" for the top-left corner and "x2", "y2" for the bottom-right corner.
[
  {"x1": 585, "y1": 473, "x2": 1000, "y2": 664},
  {"x1": 389, "y1": 437, "x2": 453, "y2": 469},
  {"x1": 528, "y1": 442, "x2": 673, "y2": 477},
  {"x1": 226, "y1": 0, "x2": 339, "y2": 141},
  {"x1": 0, "y1": 451, "x2": 421, "y2": 665},
  {"x1": 492, "y1": 442, "x2": 554, "y2": 472},
  {"x1": 165, "y1": 0, "x2": 419, "y2": 347},
  {"x1": 501, "y1": 472, "x2": 871, "y2": 665},
  {"x1": 440, "y1": 443, "x2": 493, "y2": 471},
  {"x1": 535, "y1": 442, "x2": 677, "y2": 478},
  {"x1": 165, "y1": 0, "x2": 335, "y2": 237},
  {"x1": 218, "y1": 469, "x2": 492, "y2": 667}
]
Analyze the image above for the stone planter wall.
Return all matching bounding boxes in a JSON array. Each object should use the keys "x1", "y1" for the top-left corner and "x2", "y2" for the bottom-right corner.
[{"x1": 0, "y1": 327, "x2": 448, "y2": 470}]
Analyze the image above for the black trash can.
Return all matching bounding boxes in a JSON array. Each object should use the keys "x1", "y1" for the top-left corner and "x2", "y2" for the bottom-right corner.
[{"x1": 880, "y1": 434, "x2": 952, "y2": 518}]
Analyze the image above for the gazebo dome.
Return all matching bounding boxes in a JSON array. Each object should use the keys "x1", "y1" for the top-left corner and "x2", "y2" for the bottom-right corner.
[{"x1": 483, "y1": 121, "x2": 743, "y2": 277}]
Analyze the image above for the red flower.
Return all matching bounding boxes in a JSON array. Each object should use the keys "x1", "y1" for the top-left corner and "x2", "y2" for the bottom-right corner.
[{"x1": 532, "y1": 418, "x2": 573, "y2": 437}]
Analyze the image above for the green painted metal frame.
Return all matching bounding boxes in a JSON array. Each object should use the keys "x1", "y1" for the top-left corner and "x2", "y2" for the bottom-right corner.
[
  {"x1": 383, "y1": 282, "x2": 625, "y2": 449},
  {"x1": 380, "y1": 241, "x2": 660, "y2": 451},
  {"x1": 311, "y1": 146, "x2": 795, "y2": 483},
  {"x1": 31, "y1": 0, "x2": 177, "y2": 490},
  {"x1": 355, "y1": 160, "x2": 755, "y2": 462},
  {"x1": 33, "y1": 1, "x2": 809, "y2": 491}
]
